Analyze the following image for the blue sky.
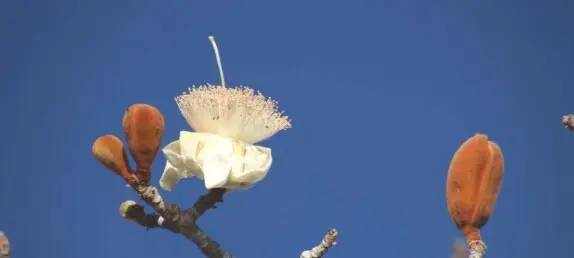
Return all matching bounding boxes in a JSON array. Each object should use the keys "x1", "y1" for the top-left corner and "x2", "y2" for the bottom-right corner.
[{"x1": 1, "y1": 1, "x2": 573, "y2": 257}]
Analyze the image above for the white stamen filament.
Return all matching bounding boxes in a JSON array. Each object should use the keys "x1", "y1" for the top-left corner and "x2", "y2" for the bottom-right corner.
[{"x1": 176, "y1": 85, "x2": 291, "y2": 144}]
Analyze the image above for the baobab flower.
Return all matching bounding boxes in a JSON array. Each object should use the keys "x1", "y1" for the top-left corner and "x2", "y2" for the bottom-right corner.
[{"x1": 159, "y1": 36, "x2": 291, "y2": 191}]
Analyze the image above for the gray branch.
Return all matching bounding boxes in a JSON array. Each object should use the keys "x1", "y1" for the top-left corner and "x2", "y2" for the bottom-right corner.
[
  {"x1": 300, "y1": 229, "x2": 338, "y2": 258},
  {"x1": 122, "y1": 184, "x2": 339, "y2": 258},
  {"x1": 123, "y1": 185, "x2": 233, "y2": 258}
]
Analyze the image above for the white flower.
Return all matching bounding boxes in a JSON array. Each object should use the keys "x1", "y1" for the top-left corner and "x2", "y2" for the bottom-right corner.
[{"x1": 159, "y1": 36, "x2": 290, "y2": 191}]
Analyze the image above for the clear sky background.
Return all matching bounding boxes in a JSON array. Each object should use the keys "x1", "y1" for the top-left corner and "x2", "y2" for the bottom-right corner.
[{"x1": 1, "y1": 1, "x2": 573, "y2": 257}]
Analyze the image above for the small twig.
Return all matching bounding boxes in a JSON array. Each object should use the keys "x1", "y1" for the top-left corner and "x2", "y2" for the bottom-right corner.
[
  {"x1": 0, "y1": 231, "x2": 9, "y2": 258},
  {"x1": 188, "y1": 188, "x2": 226, "y2": 221},
  {"x1": 300, "y1": 229, "x2": 338, "y2": 258},
  {"x1": 563, "y1": 114, "x2": 574, "y2": 131},
  {"x1": 468, "y1": 240, "x2": 486, "y2": 258}
]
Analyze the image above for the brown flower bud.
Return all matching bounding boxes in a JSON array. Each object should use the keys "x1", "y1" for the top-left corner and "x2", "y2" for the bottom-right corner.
[
  {"x1": 122, "y1": 104, "x2": 165, "y2": 183},
  {"x1": 446, "y1": 133, "x2": 504, "y2": 242},
  {"x1": 92, "y1": 135, "x2": 133, "y2": 182}
]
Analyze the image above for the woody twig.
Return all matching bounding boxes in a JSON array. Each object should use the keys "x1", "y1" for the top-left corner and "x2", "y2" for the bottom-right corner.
[
  {"x1": 121, "y1": 187, "x2": 232, "y2": 258},
  {"x1": 300, "y1": 229, "x2": 338, "y2": 258}
]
